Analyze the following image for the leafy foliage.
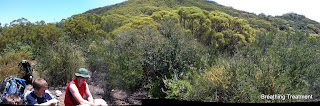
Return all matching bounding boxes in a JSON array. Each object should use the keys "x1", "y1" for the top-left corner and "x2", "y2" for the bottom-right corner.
[
  {"x1": 36, "y1": 40, "x2": 85, "y2": 86},
  {"x1": 151, "y1": 7, "x2": 256, "y2": 52},
  {"x1": 1, "y1": 19, "x2": 60, "y2": 48},
  {"x1": 162, "y1": 30, "x2": 320, "y2": 103},
  {"x1": 0, "y1": 51, "x2": 32, "y2": 81},
  {"x1": 0, "y1": 0, "x2": 320, "y2": 103},
  {"x1": 64, "y1": 13, "x2": 106, "y2": 41}
]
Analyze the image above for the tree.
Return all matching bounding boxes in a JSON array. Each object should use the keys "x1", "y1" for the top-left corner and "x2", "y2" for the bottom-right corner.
[
  {"x1": 0, "y1": 18, "x2": 32, "y2": 50},
  {"x1": 100, "y1": 14, "x2": 131, "y2": 40},
  {"x1": 32, "y1": 22, "x2": 61, "y2": 48},
  {"x1": 64, "y1": 13, "x2": 106, "y2": 41},
  {"x1": 0, "y1": 18, "x2": 62, "y2": 52},
  {"x1": 36, "y1": 41, "x2": 84, "y2": 86},
  {"x1": 248, "y1": 18, "x2": 272, "y2": 31},
  {"x1": 156, "y1": 7, "x2": 256, "y2": 52},
  {"x1": 111, "y1": 16, "x2": 160, "y2": 37}
]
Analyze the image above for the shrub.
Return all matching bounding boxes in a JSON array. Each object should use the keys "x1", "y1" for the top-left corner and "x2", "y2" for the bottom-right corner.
[
  {"x1": 1, "y1": 42, "x2": 33, "y2": 56},
  {"x1": 87, "y1": 30, "x2": 145, "y2": 91},
  {"x1": 143, "y1": 19, "x2": 208, "y2": 98},
  {"x1": 0, "y1": 42, "x2": 33, "y2": 81},
  {"x1": 0, "y1": 52, "x2": 32, "y2": 81},
  {"x1": 36, "y1": 41, "x2": 85, "y2": 86},
  {"x1": 162, "y1": 30, "x2": 320, "y2": 103}
]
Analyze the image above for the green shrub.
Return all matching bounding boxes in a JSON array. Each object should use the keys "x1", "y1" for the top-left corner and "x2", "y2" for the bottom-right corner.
[
  {"x1": 162, "y1": 30, "x2": 320, "y2": 103},
  {"x1": 1, "y1": 42, "x2": 33, "y2": 56},
  {"x1": 0, "y1": 52, "x2": 32, "y2": 81},
  {"x1": 36, "y1": 41, "x2": 85, "y2": 86},
  {"x1": 143, "y1": 19, "x2": 208, "y2": 98},
  {"x1": 0, "y1": 42, "x2": 33, "y2": 81},
  {"x1": 87, "y1": 30, "x2": 145, "y2": 91}
]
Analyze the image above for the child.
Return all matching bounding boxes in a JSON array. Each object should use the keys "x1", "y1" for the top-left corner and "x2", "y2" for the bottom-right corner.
[
  {"x1": 3, "y1": 94, "x2": 22, "y2": 105},
  {"x1": 25, "y1": 78, "x2": 58, "y2": 105}
]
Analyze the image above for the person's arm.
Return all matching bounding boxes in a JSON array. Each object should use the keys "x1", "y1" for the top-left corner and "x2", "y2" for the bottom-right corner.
[
  {"x1": 85, "y1": 83, "x2": 94, "y2": 103},
  {"x1": 35, "y1": 98, "x2": 58, "y2": 106},
  {"x1": 27, "y1": 93, "x2": 57, "y2": 106},
  {"x1": 69, "y1": 84, "x2": 95, "y2": 106}
]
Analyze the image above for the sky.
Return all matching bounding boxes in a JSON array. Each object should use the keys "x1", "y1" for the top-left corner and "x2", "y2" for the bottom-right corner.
[
  {"x1": 213, "y1": 0, "x2": 320, "y2": 23},
  {"x1": 1, "y1": 0, "x2": 319, "y2": 26},
  {"x1": 0, "y1": 0, "x2": 126, "y2": 25}
]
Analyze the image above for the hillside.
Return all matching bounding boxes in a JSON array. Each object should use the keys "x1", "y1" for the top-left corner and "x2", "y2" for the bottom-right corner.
[
  {"x1": 1, "y1": 0, "x2": 320, "y2": 104},
  {"x1": 84, "y1": 0, "x2": 320, "y2": 34}
]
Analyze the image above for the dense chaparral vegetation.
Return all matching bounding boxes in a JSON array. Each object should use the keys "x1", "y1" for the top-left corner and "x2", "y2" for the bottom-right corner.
[{"x1": 1, "y1": 0, "x2": 320, "y2": 103}]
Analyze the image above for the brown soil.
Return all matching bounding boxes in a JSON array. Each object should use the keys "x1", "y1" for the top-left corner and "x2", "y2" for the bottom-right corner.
[
  {"x1": 28, "y1": 66, "x2": 148, "y2": 105},
  {"x1": 46, "y1": 85, "x2": 148, "y2": 106},
  {"x1": 109, "y1": 88, "x2": 148, "y2": 105}
]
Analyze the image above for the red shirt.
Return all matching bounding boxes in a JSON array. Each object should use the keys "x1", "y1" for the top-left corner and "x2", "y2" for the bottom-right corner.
[{"x1": 64, "y1": 78, "x2": 87, "y2": 106}]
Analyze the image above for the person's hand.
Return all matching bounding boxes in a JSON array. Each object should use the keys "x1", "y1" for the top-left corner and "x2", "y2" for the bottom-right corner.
[
  {"x1": 48, "y1": 98, "x2": 58, "y2": 106},
  {"x1": 34, "y1": 98, "x2": 59, "y2": 106},
  {"x1": 94, "y1": 99, "x2": 108, "y2": 106},
  {"x1": 55, "y1": 90, "x2": 62, "y2": 97},
  {"x1": 95, "y1": 103, "x2": 107, "y2": 106}
]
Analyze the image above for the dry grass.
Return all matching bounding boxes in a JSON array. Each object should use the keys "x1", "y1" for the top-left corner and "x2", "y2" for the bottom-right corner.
[{"x1": 0, "y1": 52, "x2": 32, "y2": 81}]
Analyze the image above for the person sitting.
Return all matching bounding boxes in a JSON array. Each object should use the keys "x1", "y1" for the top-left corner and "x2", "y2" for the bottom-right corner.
[
  {"x1": 64, "y1": 68, "x2": 107, "y2": 106},
  {"x1": 25, "y1": 78, "x2": 58, "y2": 106},
  {"x1": 2, "y1": 94, "x2": 22, "y2": 105}
]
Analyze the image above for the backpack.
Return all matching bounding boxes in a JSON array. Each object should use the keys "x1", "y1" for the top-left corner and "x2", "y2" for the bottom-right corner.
[
  {"x1": 0, "y1": 76, "x2": 26, "y2": 104},
  {"x1": 18, "y1": 60, "x2": 32, "y2": 76},
  {"x1": 18, "y1": 60, "x2": 33, "y2": 85}
]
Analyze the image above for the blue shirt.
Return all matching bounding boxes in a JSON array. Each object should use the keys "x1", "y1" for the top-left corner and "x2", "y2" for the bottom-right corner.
[{"x1": 26, "y1": 91, "x2": 53, "y2": 105}]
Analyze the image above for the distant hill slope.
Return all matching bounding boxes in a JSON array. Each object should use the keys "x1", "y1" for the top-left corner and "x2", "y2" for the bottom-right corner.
[
  {"x1": 276, "y1": 13, "x2": 320, "y2": 33},
  {"x1": 85, "y1": 0, "x2": 246, "y2": 18},
  {"x1": 85, "y1": 0, "x2": 320, "y2": 34}
]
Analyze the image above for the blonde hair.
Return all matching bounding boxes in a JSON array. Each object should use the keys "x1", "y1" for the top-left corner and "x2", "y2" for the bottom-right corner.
[
  {"x1": 32, "y1": 78, "x2": 48, "y2": 90},
  {"x1": 3, "y1": 94, "x2": 22, "y2": 105}
]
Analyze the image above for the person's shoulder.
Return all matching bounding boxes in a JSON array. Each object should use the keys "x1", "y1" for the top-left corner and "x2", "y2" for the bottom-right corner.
[
  {"x1": 85, "y1": 82, "x2": 88, "y2": 87},
  {"x1": 44, "y1": 92, "x2": 53, "y2": 98},
  {"x1": 69, "y1": 83, "x2": 78, "y2": 90},
  {"x1": 69, "y1": 83, "x2": 81, "y2": 93},
  {"x1": 85, "y1": 83, "x2": 90, "y2": 90},
  {"x1": 26, "y1": 91, "x2": 36, "y2": 99},
  {"x1": 26, "y1": 91, "x2": 37, "y2": 105},
  {"x1": 67, "y1": 79, "x2": 76, "y2": 86},
  {"x1": 69, "y1": 83, "x2": 77, "y2": 87}
]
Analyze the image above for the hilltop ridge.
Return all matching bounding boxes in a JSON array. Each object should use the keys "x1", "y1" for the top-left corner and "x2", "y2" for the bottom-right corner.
[{"x1": 84, "y1": 0, "x2": 320, "y2": 34}]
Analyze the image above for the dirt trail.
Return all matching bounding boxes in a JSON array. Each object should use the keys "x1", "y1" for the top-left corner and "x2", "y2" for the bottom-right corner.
[{"x1": 110, "y1": 88, "x2": 148, "y2": 105}]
